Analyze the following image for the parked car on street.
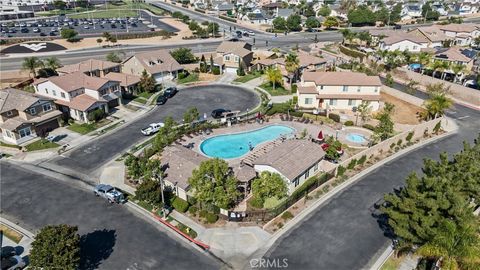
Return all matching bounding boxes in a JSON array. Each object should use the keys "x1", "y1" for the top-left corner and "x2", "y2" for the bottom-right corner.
[
  {"x1": 141, "y1": 122, "x2": 165, "y2": 135},
  {"x1": 93, "y1": 184, "x2": 126, "y2": 204},
  {"x1": 211, "y1": 108, "x2": 231, "y2": 119},
  {"x1": 1, "y1": 255, "x2": 26, "y2": 270},
  {"x1": 156, "y1": 94, "x2": 167, "y2": 105},
  {"x1": 163, "y1": 87, "x2": 178, "y2": 98}
]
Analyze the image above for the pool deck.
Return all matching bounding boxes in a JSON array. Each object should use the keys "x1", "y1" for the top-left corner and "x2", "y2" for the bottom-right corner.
[{"x1": 175, "y1": 117, "x2": 371, "y2": 166}]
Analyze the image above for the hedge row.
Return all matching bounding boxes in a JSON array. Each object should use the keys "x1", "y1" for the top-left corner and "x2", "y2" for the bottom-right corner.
[
  {"x1": 116, "y1": 30, "x2": 176, "y2": 40},
  {"x1": 339, "y1": 45, "x2": 367, "y2": 60},
  {"x1": 195, "y1": 8, "x2": 206, "y2": 13},
  {"x1": 219, "y1": 15, "x2": 237, "y2": 23},
  {"x1": 171, "y1": 197, "x2": 189, "y2": 213}
]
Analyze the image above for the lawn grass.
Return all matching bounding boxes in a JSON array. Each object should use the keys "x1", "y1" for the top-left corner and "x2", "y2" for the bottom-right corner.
[
  {"x1": 0, "y1": 141, "x2": 21, "y2": 149},
  {"x1": 260, "y1": 82, "x2": 291, "y2": 96},
  {"x1": 67, "y1": 123, "x2": 97, "y2": 134},
  {"x1": 25, "y1": 139, "x2": 60, "y2": 152},
  {"x1": 69, "y1": 9, "x2": 138, "y2": 19},
  {"x1": 263, "y1": 196, "x2": 285, "y2": 209},
  {"x1": 0, "y1": 224, "x2": 23, "y2": 243},
  {"x1": 178, "y1": 73, "x2": 199, "y2": 84},
  {"x1": 380, "y1": 254, "x2": 403, "y2": 270},
  {"x1": 234, "y1": 72, "x2": 263, "y2": 83}
]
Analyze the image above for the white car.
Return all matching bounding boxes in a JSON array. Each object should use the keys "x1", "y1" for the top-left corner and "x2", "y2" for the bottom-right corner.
[
  {"x1": 1, "y1": 255, "x2": 26, "y2": 270},
  {"x1": 141, "y1": 122, "x2": 165, "y2": 136},
  {"x1": 247, "y1": 30, "x2": 255, "y2": 36}
]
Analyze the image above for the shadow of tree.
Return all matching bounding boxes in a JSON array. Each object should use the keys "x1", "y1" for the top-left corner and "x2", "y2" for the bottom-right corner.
[{"x1": 79, "y1": 229, "x2": 116, "y2": 270}]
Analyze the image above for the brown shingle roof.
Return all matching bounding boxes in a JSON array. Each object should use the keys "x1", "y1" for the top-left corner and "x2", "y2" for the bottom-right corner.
[
  {"x1": 57, "y1": 59, "x2": 120, "y2": 74},
  {"x1": 55, "y1": 94, "x2": 105, "y2": 111},
  {"x1": 103, "y1": 72, "x2": 141, "y2": 87},
  {"x1": 434, "y1": 47, "x2": 472, "y2": 63},
  {"x1": 217, "y1": 41, "x2": 252, "y2": 57},
  {"x1": 438, "y1": 23, "x2": 479, "y2": 33},
  {"x1": 303, "y1": 72, "x2": 382, "y2": 86},
  {"x1": 233, "y1": 165, "x2": 257, "y2": 183},
  {"x1": 297, "y1": 51, "x2": 326, "y2": 67},
  {"x1": 161, "y1": 146, "x2": 209, "y2": 190},
  {"x1": 382, "y1": 32, "x2": 428, "y2": 45},
  {"x1": 128, "y1": 49, "x2": 183, "y2": 75},
  {"x1": 0, "y1": 117, "x2": 26, "y2": 130},
  {"x1": 297, "y1": 85, "x2": 317, "y2": 94},
  {"x1": 40, "y1": 72, "x2": 117, "y2": 93},
  {"x1": 0, "y1": 88, "x2": 39, "y2": 113},
  {"x1": 413, "y1": 26, "x2": 451, "y2": 42},
  {"x1": 253, "y1": 140, "x2": 325, "y2": 180}
]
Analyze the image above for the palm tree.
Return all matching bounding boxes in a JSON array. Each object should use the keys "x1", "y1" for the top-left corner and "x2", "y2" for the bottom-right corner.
[
  {"x1": 340, "y1": 29, "x2": 355, "y2": 45},
  {"x1": 422, "y1": 91, "x2": 453, "y2": 120},
  {"x1": 451, "y1": 63, "x2": 466, "y2": 83},
  {"x1": 339, "y1": 0, "x2": 356, "y2": 13},
  {"x1": 284, "y1": 52, "x2": 299, "y2": 88},
  {"x1": 416, "y1": 218, "x2": 480, "y2": 270},
  {"x1": 417, "y1": 52, "x2": 431, "y2": 74},
  {"x1": 406, "y1": 80, "x2": 419, "y2": 95},
  {"x1": 265, "y1": 67, "x2": 283, "y2": 91},
  {"x1": 357, "y1": 31, "x2": 372, "y2": 46},
  {"x1": 428, "y1": 60, "x2": 449, "y2": 80},
  {"x1": 356, "y1": 101, "x2": 372, "y2": 125},
  {"x1": 43, "y1": 57, "x2": 61, "y2": 72},
  {"x1": 22, "y1": 57, "x2": 43, "y2": 78}
]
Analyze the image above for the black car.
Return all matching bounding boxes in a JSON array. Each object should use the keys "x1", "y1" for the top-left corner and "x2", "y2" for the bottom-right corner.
[
  {"x1": 211, "y1": 109, "x2": 231, "y2": 119},
  {"x1": 164, "y1": 87, "x2": 178, "y2": 98},
  {"x1": 49, "y1": 31, "x2": 56, "y2": 36},
  {"x1": 21, "y1": 28, "x2": 29, "y2": 33},
  {"x1": 156, "y1": 94, "x2": 167, "y2": 105}
]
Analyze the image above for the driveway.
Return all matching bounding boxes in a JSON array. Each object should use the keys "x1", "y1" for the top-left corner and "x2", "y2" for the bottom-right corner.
[
  {"x1": 0, "y1": 162, "x2": 223, "y2": 270},
  {"x1": 44, "y1": 84, "x2": 259, "y2": 178},
  {"x1": 258, "y1": 103, "x2": 479, "y2": 269}
]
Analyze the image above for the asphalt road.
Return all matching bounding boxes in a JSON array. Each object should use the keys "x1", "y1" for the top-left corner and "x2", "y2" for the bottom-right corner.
[
  {"x1": 0, "y1": 162, "x2": 223, "y2": 270},
  {"x1": 260, "y1": 95, "x2": 480, "y2": 269},
  {"x1": 44, "y1": 84, "x2": 259, "y2": 179}
]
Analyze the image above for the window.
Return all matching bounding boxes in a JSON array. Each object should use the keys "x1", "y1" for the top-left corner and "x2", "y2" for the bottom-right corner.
[
  {"x1": 294, "y1": 178, "x2": 300, "y2": 187},
  {"x1": 6, "y1": 111, "x2": 13, "y2": 116},
  {"x1": 342, "y1": 86, "x2": 348, "y2": 92},
  {"x1": 61, "y1": 92, "x2": 65, "y2": 98},
  {"x1": 320, "y1": 85, "x2": 324, "y2": 90},
  {"x1": 314, "y1": 163, "x2": 318, "y2": 172},
  {"x1": 413, "y1": 45, "x2": 418, "y2": 50},
  {"x1": 374, "y1": 87, "x2": 379, "y2": 93},
  {"x1": 52, "y1": 90, "x2": 56, "y2": 96},
  {"x1": 5, "y1": 130, "x2": 13, "y2": 138},
  {"x1": 305, "y1": 169, "x2": 310, "y2": 178},
  {"x1": 28, "y1": 107, "x2": 36, "y2": 115},
  {"x1": 329, "y1": 99, "x2": 337, "y2": 105},
  {"x1": 357, "y1": 86, "x2": 361, "y2": 92},
  {"x1": 45, "y1": 88, "x2": 48, "y2": 94},
  {"x1": 304, "y1": 98, "x2": 313, "y2": 105},
  {"x1": 18, "y1": 127, "x2": 31, "y2": 138},
  {"x1": 225, "y1": 55, "x2": 230, "y2": 61},
  {"x1": 348, "y1": 99, "x2": 356, "y2": 106},
  {"x1": 234, "y1": 56, "x2": 239, "y2": 62},
  {"x1": 42, "y1": 103, "x2": 52, "y2": 112}
]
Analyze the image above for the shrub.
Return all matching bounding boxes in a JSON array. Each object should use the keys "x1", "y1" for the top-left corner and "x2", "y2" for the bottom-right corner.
[
  {"x1": 397, "y1": 139, "x2": 403, "y2": 146},
  {"x1": 406, "y1": 131, "x2": 414, "y2": 142},
  {"x1": 344, "y1": 120, "x2": 354, "y2": 126},
  {"x1": 171, "y1": 197, "x2": 189, "y2": 213},
  {"x1": 188, "y1": 206, "x2": 198, "y2": 216},
  {"x1": 292, "y1": 95, "x2": 298, "y2": 105},
  {"x1": 291, "y1": 84, "x2": 298, "y2": 93},
  {"x1": 87, "y1": 108, "x2": 105, "y2": 122},
  {"x1": 357, "y1": 155, "x2": 367, "y2": 165},
  {"x1": 362, "y1": 124, "x2": 375, "y2": 131},
  {"x1": 336, "y1": 165, "x2": 346, "y2": 177},
  {"x1": 250, "y1": 196, "x2": 264, "y2": 208},
  {"x1": 212, "y1": 66, "x2": 220, "y2": 75},
  {"x1": 199, "y1": 210, "x2": 208, "y2": 218},
  {"x1": 328, "y1": 113, "x2": 340, "y2": 123},
  {"x1": 281, "y1": 211, "x2": 294, "y2": 221},
  {"x1": 347, "y1": 159, "x2": 357, "y2": 170},
  {"x1": 178, "y1": 71, "x2": 188, "y2": 80},
  {"x1": 339, "y1": 45, "x2": 366, "y2": 60},
  {"x1": 187, "y1": 196, "x2": 197, "y2": 206},
  {"x1": 205, "y1": 212, "x2": 218, "y2": 223},
  {"x1": 219, "y1": 15, "x2": 237, "y2": 22},
  {"x1": 390, "y1": 143, "x2": 396, "y2": 149},
  {"x1": 276, "y1": 222, "x2": 284, "y2": 229},
  {"x1": 433, "y1": 121, "x2": 442, "y2": 134}
]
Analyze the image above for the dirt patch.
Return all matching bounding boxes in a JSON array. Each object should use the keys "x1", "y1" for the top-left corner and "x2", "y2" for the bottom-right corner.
[
  {"x1": 198, "y1": 73, "x2": 219, "y2": 82},
  {"x1": 380, "y1": 92, "x2": 424, "y2": 125}
]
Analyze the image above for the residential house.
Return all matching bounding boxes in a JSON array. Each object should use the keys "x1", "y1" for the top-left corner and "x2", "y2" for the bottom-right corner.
[
  {"x1": 33, "y1": 72, "x2": 121, "y2": 123},
  {"x1": 57, "y1": 59, "x2": 121, "y2": 77},
  {"x1": 212, "y1": 1, "x2": 235, "y2": 15},
  {"x1": 401, "y1": 4, "x2": 423, "y2": 20},
  {"x1": 378, "y1": 32, "x2": 429, "y2": 52},
  {"x1": 408, "y1": 26, "x2": 453, "y2": 48},
  {"x1": 436, "y1": 23, "x2": 480, "y2": 46},
  {"x1": 432, "y1": 47, "x2": 474, "y2": 81},
  {"x1": 122, "y1": 50, "x2": 184, "y2": 83},
  {"x1": 297, "y1": 71, "x2": 381, "y2": 111},
  {"x1": 104, "y1": 72, "x2": 141, "y2": 98},
  {"x1": 241, "y1": 10, "x2": 273, "y2": 25},
  {"x1": 277, "y1": 8, "x2": 294, "y2": 19},
  {"x1": 253, "y1": 140, "x2": 325, "y2": 194},
  {"x1": 0, "y1": 88, "x2": 62, "y2": 145},
  {"x1": 214, "y1": 41, "x2": 253, "y2": 73}
]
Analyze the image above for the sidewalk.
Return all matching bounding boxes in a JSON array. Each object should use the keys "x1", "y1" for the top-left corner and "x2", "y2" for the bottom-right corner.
[{"x1": 0, "y1": 217, "x2": 35, "y2": 257}]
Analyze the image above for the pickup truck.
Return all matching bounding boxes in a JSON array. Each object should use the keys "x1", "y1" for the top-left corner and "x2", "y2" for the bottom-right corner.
[
  {"x1": 94, "y1": 184, "x2": 126, "y2": 204},
  {"x1": 141, "y1": 122, "x2": 164, "y2": 136}
]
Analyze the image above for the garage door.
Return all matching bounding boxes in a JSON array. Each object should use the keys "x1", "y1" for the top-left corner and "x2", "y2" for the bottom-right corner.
[{"x1": 225, "y1": 67, "x2": 237, "y2": 73}]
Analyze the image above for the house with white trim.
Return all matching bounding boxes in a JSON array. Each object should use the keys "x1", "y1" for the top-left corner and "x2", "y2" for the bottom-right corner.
[{"x1": 122, "y1": 50, "x2": 184, "y2": 83}]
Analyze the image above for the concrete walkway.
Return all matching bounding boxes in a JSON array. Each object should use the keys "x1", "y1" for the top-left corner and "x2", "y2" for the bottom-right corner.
[{"x1": 0, "y1": 217, "x2": 34, "y2": 257}]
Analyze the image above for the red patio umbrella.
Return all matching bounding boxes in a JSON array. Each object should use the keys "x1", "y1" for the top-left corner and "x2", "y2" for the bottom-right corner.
[{"x1": 317, "y1": 131, "x2": 324, "y2": 140}]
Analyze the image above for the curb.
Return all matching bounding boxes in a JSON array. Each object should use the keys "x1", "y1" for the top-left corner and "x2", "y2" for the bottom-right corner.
[
  {"x1": 369, "y1": 244, "x2": 394, "y2": 270},
  {"x1": 0, "y1": 217, "x2": 35, "y2": 239}
]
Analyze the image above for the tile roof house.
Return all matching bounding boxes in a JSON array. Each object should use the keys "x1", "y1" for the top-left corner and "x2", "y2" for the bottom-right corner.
[
  {"x1": 122, "y1": 49, "x2": 184, "y2": 83},
  {"x1": 433, "y1": 47, "x2": 475, "y2": 80},
  {"x1": 0, "y1": 88, "x2": 62, "y2": 145},
  {"x1": 253, "y1": 139, "x2": 325, "y2": 194},
  {"x1": 103, "y1": 72, "x2": 141, "y2": 97},
  {"x1": 33, "y1": 72, "x2": 121, "y2": 123},
  {"x1": 57, "y1": 59, "x2": 121, "y2": 77},
  {"x1": 297, "y1": 71, "x2": 382, "y2": 112},
  {"x1": 212, "y1": 41, "x2": 254, "y2": 74},
  {"x1": 437, "y1": 23, "x2": 480, "y2": 46}
]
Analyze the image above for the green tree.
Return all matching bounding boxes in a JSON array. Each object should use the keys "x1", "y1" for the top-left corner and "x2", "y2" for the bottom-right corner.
[
  {"x1": 106, "y1": 52, "x2": 122, "y2": 63},
  {"x1": 139, "y1": 69, "x2": 156, "y2": 93},
  {"x1": 373, "y1": 102, "x2": 395, "y2": 141},
  {"x1": 265, "y1": 67, "x2": 283, "y2": 91},
  {"x1": 153, "y1": 116, "x2": 178, "y2": 151},
  {"x1": 390, "y1": 3, "x2": 402, "y2": 23},
  {"x1": 199, "y1": 54, "x2": 208, "y2": 73},
  {"x1": 30, "y1": 224, "x2": 80, "y2": 269},
  {"x1": 43, "y1": 57, "x2": 61, "y2": 72},
  {"x1": 318, "y1": 4, "x2": 331, "y2": 17},
  {"x1": 374, "y1": 6, "x2": 390, "y2": 24},
  {"x1": 188, "y1": 158, "x2": 240, "y2": 210},
  {"x1": 60, "y1": 28, "x2": 78, "y2": 42},
  {"x1": 252, "y1": 171, "x2": 288, "y2": 206},
  {"x1": 347, "y1": 5, "x2": 376, "y2": 26},
  {"x1": 324, "y1": 136, "x2": 342, "y2": 161},
  {"x1": 102, "y1": 31, "x2": 112, "y2": 45},
  {"x1": 405, "y1": 80, "x2": 419, "y2": 95},
  {"x1": 421, "y1": 84, "x2": 453, "y2": 120},
  {"x1": 305, "y1": 16, "x2": 320, "y2": 29},
  {"x1": 207, "y1": 22, "x2": 219, "y2": 36},
  {"x1": 135, "y1": 177, "x2": 163, "y2": 206},
  {"x1": 96, "y1": 38, "x2": 103, "y2": 46},
  {"x1": 285, "y1": 52, "x2": 299, "y2": 87},
  {"x1": 323, "y1": 16, "x2": 339, "y2": 29},
  {"x1": 272, "y1": 17, "x2": 287, "y2": 31},
  {"x1": 451, "y1": 63, "x2": 466, "y2": 83},
  {"x1": 304, "y1": 5, "x2": 316, "y2": 17},
  {"x1": 356, "y1": 101, "x2": 372, "y2": 125},
  {"x1": 170, "y1": 48, "x2": 196, "y2": 64},
  {"x1": 183, "y1": 106, "x2": 199, "y2": 123},
  {"x1": 286, "y1": 14, "x2": 302, "y2": 31},
  {"x1": 422, "y1": 2, "x2": 440, "y2": 21},
  {"x1": 22, "y1": 56, "x2": 43, "y2": 78},
  {"x1": 188, "y1": 20, "x2": 200, "y2": 31},
  {"x1": 53, "y1": 0, "x2": 66, "y2": 10},
  {"x1": 416, "y1": 217, "x2": 480, "y2": 270},
  {"x1": 356, "y1": 31, "x2": 372, "y2": 46},
  {"x1": 340, "y1": 28, "x2": 356, "y2": 45},
  {"x1": 339, "y1": 0, "x2": 356, "y2": 13}
]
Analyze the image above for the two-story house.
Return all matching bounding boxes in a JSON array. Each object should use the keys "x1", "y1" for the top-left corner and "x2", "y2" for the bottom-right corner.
[
  {"x1": 57, "y1": 59, "x2": 121, "y2": 77},
  {"x1": 122, "y1": 49, "x2": 184, "y2": 83},
  {"x1": 437, "y1": 23, "x2": 480, "y2": 46},
  {"x1": 215, "y1": 41, "x2": 253, "y2": 73},
  {"x1": 0, "y1": 88, "x2": 62, "y2": 145},
  {"x1": 297, "y1": 71, "x2": 382, "y2": 111},
  {"x1": 33, "y1": 72, "x2": 121, "y2": 123}
]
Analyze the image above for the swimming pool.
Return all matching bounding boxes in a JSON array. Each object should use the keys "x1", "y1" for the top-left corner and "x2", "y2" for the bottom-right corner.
[
  {"x1": 346, "y1": 133, "x2": 367, "y2": 144},
  {"x1": 200, "y1": 125, "x2": 295, "y2": 159}
]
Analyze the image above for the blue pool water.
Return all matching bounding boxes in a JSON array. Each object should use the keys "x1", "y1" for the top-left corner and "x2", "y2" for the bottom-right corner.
[
  {"x1": 200, "y1": 125, "x2": 295, "y2": 159},
  {"x1": 346, "y1": 133, "x2": 367, "y2": 143}
]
